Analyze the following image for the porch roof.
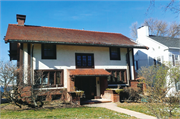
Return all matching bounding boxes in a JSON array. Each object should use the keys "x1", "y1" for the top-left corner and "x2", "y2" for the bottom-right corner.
[{"x1": 69, "y1": 69, "x2": 111, "y2": 76}]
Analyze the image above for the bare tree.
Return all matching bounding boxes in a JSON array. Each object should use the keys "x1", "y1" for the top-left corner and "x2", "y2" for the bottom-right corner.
[
  {"x1": 168, "y1": 22, "x2": 180, "y2": 38},
  {"x1": 0, "y1": 61, "x2": 45, "y2": 108},
  {"x1": 138, "y1": 62, "x2": 180, "y2": 118},
  {"x1": 147, "y1": 0, "x2": 180, "y2": 16},
  {"x1": 130, "y1": 22, "x2": 138, "y2": 39},
  {"x1": 144, "y1": 18, "x2": 168, "y2": 36},
  {"x1": 130, "y1": 18, "x2": 180, "y2": 39}
]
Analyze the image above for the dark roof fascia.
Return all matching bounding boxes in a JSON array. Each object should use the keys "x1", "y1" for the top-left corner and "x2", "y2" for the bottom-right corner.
[{"x1": 7, "y1": 39, "x2": 148, "y2": 49}]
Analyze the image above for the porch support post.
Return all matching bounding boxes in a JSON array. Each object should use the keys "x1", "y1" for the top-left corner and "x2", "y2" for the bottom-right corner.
[{"x1": 96, "y1": 77, "x2": 100, "y2": 97}]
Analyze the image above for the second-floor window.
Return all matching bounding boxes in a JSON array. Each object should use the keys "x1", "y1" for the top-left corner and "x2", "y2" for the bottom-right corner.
[
  {"x1": 75, "y1": 53, "x2": 94, "y2": 68},
  {"x1": 42, "y1": 44, "x2": 56, "y2": 59},
  {"x1": 109, "y1": 47, "x2": 120, "y2": 60}
]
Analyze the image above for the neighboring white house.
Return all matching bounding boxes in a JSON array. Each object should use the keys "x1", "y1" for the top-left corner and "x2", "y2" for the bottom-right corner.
[
  {"x1": 134, "y1": 26, "x2": 180, "y2": 94},
  {"x1": 5, "y1": 14, "x2": 147, "y2": 102}
]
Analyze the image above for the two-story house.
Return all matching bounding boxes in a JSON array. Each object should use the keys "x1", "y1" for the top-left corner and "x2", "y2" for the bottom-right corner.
[
  {"x1": 4, "y1": 14, "x2": 147, "y2": 103},
  {"x1": 134, "y1": 26, "x2": 180, "y2": 95}
]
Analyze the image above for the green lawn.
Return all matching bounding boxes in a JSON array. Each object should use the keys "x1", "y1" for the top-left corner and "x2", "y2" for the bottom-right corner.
[
  {"x1": 1, "y1": 107, "x2": 137, "y2": 118},
  {"x1": 117, "y1": 103, "x2": 180, "y2": 118}
]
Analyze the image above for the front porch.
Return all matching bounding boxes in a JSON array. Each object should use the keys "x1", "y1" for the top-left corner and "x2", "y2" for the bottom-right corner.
[{"x1": 67, "y1": 69, "x2": 121, "y2": 104}]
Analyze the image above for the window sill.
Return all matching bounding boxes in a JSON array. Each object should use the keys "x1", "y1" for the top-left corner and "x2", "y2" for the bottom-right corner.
[{"x1": 34, "y1": 87, "x2": 66, "y2": 90}]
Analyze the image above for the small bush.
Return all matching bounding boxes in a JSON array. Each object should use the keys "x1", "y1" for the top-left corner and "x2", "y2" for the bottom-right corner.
[{"x1": 121, "y1": 87, "x2": 142, "y2": 102}]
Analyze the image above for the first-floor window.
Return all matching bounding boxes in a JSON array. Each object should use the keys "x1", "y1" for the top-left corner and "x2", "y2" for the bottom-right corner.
[
  {"x1": 176, "y1": 81, "x2": 180, "y2": 91},
  {"x1": 34, "y1": 70, "x2": 63, "y2": 87},
  {"x1": 157, "y1": 56, "x2": 161, "y2": 65},
  {"x1": 106, "y1": 69, "x2": 127, "y2": 84}
]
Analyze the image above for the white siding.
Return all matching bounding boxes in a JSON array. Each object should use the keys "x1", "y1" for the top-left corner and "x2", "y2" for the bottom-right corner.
[{"x1": 31, "y1": 44, "x2": 134, "y2": 88}]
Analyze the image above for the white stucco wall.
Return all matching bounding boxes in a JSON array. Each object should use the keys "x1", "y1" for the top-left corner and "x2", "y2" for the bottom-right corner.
[{"x1": 29, "y1": 44, "x2": 134, "y2": 88}]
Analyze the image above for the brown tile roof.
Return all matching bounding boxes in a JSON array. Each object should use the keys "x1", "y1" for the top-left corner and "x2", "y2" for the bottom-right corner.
[
  {"x1": 69, "y1": 69, "x2": 111, "y2": 76},
  {"x1": 5, "y1": 24, "x2": 147, "y2": 48}
]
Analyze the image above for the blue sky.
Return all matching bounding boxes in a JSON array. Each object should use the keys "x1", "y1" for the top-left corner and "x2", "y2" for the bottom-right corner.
[{"x1": 0, "y1": 1, "x2": 179, "y2": 62}]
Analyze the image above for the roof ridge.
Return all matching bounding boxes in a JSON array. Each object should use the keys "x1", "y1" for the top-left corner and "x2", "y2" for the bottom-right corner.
[{"x1": 9, "y1": 24, "x2": 126, "y2": 36}]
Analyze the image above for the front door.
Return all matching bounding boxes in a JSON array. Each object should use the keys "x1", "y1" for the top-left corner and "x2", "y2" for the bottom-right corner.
[{"x1": 75, "y1": 76, "x2": 96, "y2": 99}]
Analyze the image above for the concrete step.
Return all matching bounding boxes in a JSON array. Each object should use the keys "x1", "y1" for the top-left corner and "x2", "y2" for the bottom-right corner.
[{"x1": 81, "y1": 99, "x2": 112, "y2": 105}]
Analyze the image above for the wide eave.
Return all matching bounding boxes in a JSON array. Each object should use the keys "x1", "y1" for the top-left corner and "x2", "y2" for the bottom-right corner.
[{"x1": 5, "y1": 24, "x2": 148, "y2": 49}]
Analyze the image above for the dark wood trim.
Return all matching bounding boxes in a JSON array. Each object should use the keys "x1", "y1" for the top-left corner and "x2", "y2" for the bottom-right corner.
[
  {"x1": 48, "y1": 72, "x2": 50, "y2": 85},
  {"x1": 34, "y1": 69, "x2": 64, "y2": 87},
  {"x1": 8, "y1": 39, "x2": 148, "y2": 49},
  {"x1": 41, "y1": 44, "x2": 56, "y2": 59},
  {"x1": 54, "y1": 72, "x2": 56, "y2": 85},
  {"x1": 9, "y1": 43, "x2": 11, "y2": 61},
  {"x1": 19, "y1": 43, "x2": 23, "y2": 68},
  {"x1": 17, "y1": 43, "x2": 20, "y2": 67},
  {"x1": 75, "y1": 53, "x2": 94, "y2": 68},
  {"x1": 109, "y1": 47, "x2": 121, "y2": 60},
  {"x1": 127, "y1": 48, "x2": 132, "y2": 81},
  {"x1": 106, "y1": 69, "x2": 127, "y2": 84},
  {"x1": 61, "y1": 70, "x2": 64, "y2": 87},
  {"x1": 124, "y1": 70, "x2": 127, "y2": 83},
  {"x1": 132, "y1": 49, "x2": 136, "y2": 80}
]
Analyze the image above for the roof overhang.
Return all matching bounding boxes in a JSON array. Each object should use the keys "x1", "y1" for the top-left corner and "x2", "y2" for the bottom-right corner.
[
  {"x1": 168, "y1": 47, "x2": 180, "y2": 50},
  {"x1": 6, "y1": 39, "x2": 148, "y2": 49},
  {"x1": 69, "y1": 69, "x2": 111, "y2": 78}
]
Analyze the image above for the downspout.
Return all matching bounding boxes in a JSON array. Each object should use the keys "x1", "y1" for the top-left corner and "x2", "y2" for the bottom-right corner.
[{"x1": 127, "y1": 48, "x2": 132, "y2": 83}]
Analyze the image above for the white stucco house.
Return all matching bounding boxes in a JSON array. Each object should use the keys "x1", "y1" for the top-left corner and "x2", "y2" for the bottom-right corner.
[
  {"x1": 4, "y1": 14, "x2": 147, "y2": 102},
  {"x1": 134, "y1": 26, "x2": 180, "y2": 95}
]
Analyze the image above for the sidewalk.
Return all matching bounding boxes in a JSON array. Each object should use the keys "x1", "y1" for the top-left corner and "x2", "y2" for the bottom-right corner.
[{"x1": 84, "y1": 102, "x2": 156, "y2": 119}]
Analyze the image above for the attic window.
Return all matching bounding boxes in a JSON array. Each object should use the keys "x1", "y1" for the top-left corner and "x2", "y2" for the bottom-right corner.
[
  {"x1": 42, "y1": 44, "x2": 56, "y2": 59},
  {"x1": 109, "y1": 47, "x2": 120, "y2": 60}
]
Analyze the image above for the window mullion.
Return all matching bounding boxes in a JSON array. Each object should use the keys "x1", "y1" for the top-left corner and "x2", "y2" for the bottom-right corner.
[
  {"x1": 86, "y1": 55, "x2": 88, "y2": 67},
  {"x1": 81, "y1": 55, "x2": 82, "y2": 67},
  {"x1": 54, "y1": 72, "x2": 56, "y2": 85},
  {"x1": 48, "y1": 72, "x2": 50, "y2": 85}
]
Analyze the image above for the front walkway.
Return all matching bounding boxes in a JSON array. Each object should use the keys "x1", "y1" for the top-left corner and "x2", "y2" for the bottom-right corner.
[{"x1": 84, "y1": 102, "x2": 156, "y2": 119}]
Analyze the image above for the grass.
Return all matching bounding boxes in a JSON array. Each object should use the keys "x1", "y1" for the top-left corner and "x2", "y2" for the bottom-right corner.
[
  {"x1": 117, "y1": 102, "x2": 180, "y2": 118},
  {"x1": 1, "y1": 106, "x2": 137, "y2": 118}
]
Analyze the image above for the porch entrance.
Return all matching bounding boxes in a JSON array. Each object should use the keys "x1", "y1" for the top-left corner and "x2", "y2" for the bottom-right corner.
[{"x1": 75, "y1": 76, "x2": 96, "y2": 100}]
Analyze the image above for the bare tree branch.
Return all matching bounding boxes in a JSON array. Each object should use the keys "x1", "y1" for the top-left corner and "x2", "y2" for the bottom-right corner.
[
  {"x1": 130, "y1": 22, "x2": 138, "y2": 39},
  {"x1": 147, "y1": 0, "x2": 180, "y2": 16},
  {"x1": 130, "y1": 18, "x2": 180, "y2": 38}
]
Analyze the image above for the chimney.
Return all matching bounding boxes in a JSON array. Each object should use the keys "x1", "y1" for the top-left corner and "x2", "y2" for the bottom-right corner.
[
  {"x1": 137, "y1": 26, "x2": 149, "y2": 38},
  {"x1": 16, "y1": 14, "x2": 26, "y2": 26}
]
